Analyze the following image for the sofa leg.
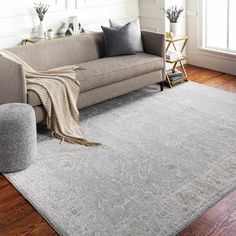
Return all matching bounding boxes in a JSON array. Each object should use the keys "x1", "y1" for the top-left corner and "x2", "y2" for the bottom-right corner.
[{"x1": 160, "y1": 81, "x2": 164, "y2": 91}]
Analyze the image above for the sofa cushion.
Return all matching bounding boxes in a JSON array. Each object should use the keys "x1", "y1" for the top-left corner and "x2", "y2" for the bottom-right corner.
[
  {"x1": 101, "y1": 24, "x2": 136, "y2": 57},
  {"x1": 109, "y1": 18, "x2": 144, "y2": 52},
  {"x1": 27, "y1": 53, "x2": 163, "y2": 107}
]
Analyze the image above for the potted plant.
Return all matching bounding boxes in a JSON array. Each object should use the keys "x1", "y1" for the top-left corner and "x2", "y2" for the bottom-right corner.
[
  {"x1": 47, "y1": 28, "x2": 54, "y2": 39},
  {"x1": 162, "y1": 5, "x2": 184, "y2": 36},
  {"x1": 34, "y1": 2, "x2": 49, "y2": 39}
]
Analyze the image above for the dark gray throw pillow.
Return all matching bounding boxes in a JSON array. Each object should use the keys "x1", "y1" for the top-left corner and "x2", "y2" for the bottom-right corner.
[
  {"x1": 109, "y1": 18, "x2": 144, "y2": 52},
  {"x1": 101, "y1": 23, "x2": 136, "y2": 57}
]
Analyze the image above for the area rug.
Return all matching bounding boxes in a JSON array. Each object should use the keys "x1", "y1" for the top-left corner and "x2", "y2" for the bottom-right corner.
[{"x1": 5, "y1": 82, "x2": 236, "y2": 236}]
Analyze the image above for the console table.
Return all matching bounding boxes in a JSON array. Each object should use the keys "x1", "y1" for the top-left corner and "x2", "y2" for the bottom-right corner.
[
  {"x1": 22, "y1": 35, "x2": 68, "y2": 45},
  {"x1": 165, "y1": 36, "x2": 189, "y2": 88},
  {"x1": 22, "y1": 31, "x2": 92, "y2": 45}
]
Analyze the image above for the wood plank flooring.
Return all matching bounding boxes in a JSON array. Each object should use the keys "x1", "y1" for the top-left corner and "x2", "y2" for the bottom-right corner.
[
  {"x1": 0, "y1": 64, "x2": 236, "y2": 236},
  {"x1": 0, "y1": 175, "x2": 57, "y2": 236},
  {"x1": 178, "y1": 189, "x2": 236, "y2": 236},
  {"x1": 184, "y1": 64, "x2": 236, "y2": 93}
]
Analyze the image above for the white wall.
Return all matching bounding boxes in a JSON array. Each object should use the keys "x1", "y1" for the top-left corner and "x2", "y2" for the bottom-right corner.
[
  {"x1": 139, "y1": 0, "x2": 165, "y2": 33},
  {"x1": 187, "y1": 0, "x2": 236, "y2": 75},
  {"x1": 0, "y1": 0, "x2": 139, "y2": 48},
  {"x1": 139, "y1": 0, "x2": 186, "y2": 35}
]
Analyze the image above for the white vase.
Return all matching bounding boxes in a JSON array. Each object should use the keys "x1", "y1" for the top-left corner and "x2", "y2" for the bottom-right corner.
[
  {"x1": 38, "y1": 21, "x2": 46, "y2": 39},
  {"x1": 170, "y1": 23, "x2": 179, "y2": 36}
]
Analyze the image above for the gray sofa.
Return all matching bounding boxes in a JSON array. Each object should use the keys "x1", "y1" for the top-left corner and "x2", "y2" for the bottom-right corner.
[{"x1": 0, "y1": 31, "x2": 165, "y2": 123}]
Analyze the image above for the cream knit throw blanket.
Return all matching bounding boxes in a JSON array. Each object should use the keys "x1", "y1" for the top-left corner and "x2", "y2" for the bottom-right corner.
[{"x1": 0, "y1": 50, "x2": 100, "y2": 146}]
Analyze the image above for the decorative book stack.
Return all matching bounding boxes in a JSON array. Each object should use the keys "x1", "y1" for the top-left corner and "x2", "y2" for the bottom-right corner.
[
  {"x1": 167, "y1": 70, "x2": 183, "y2": 81},
  {"x1": 166, "y1": 51, "x2": 182, "y2": 61}
]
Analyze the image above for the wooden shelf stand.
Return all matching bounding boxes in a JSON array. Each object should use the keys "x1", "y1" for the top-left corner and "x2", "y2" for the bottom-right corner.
[{"x1": 165, "y1": 36, "x2": 189, "y2": 87}]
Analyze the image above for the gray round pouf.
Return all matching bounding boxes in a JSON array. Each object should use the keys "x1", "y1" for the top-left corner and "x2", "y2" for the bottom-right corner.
[{"x1": 0, "y1": 103, "x2": 37, "y2": 173}]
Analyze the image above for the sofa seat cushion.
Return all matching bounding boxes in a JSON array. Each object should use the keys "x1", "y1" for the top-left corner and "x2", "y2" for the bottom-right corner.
[{"x1": 27, "y1": 53, "x2": 163, "y2": 107}]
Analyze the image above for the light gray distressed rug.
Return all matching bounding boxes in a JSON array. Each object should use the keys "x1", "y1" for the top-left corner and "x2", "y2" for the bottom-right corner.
[{"x1": 5, "y1": 82, "x2": 236, "y2": 236}]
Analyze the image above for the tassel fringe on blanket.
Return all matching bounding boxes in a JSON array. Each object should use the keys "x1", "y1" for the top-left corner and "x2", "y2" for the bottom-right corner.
[{"x1": 0, "y1": 50, "x2": 101, "y2": 146}]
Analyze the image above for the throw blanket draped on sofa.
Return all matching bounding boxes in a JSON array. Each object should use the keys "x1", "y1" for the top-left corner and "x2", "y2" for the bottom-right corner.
[{"x1": 0, "y1": 50, "x2": 100, "y2": 146}]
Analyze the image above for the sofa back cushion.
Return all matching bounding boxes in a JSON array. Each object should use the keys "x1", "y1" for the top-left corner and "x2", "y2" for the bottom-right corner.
[
  {"x1": 8, "y1": 33, "x2": 105, "y2": 71},
  {"x1": 101, "y1": 24, "x2": 136, "y2": 57},
  {"x1": 109, "y1": 18, "x2": 144, "y2": 52}
]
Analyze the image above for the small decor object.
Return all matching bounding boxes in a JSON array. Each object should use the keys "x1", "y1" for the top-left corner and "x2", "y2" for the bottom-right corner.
[
  {"x1": 34, "y1": 2, "x2": 49, "y2": 39},
  {"x1": 166, "y1": 32, "x2": 174, "y2": 40},
  {"x1": 162, "y1": 5, "x2": 184, "y2": 36},
  {"x1": 65, "y1": 23, "x2": 74, "y2": 36},
  {"x1": 78, "y1": 23, "x2": 85, "y2": 34},
  {"x1": 38, "y1": 21, "x2": 46, "y2": 39},
  {"x1": 0, "y1": 103, "x2": 37, "y2": 173},
  {"x1": 47, "y1": 28, "x2": 54, "y2": 39},
  {"x1": 65, "y1": 21, "x2": 85, "y2": 36},
  {"x1": 170, "y1": 22, "x2": 178, "y2": 36},
  {"x1": 58, "y1": 22, "x2": 68, "y2": 36},
  {"x1": 166, "y1": 51, "x2": 182, "y2": 60},
  {"x1": 167, "y1": 70, "x2": 184, "y2": 82},
  {"x1": 69, "y1": 16, "x2": 79, "y2": 35}
]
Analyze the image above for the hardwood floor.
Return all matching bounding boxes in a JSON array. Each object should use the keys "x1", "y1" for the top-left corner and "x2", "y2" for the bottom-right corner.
[
  {"x1": 178, "y1": 189, "x2": 236, "y2": 236},
  {"x1": 0, "y1": 64, "x2": 236, "y2": 236},
  {"x1": 184, "y1": 64, "x2": 236, "y2": 93},
  {"x1": 0, "y1": 175, "x2": 57, "y2": 236}
]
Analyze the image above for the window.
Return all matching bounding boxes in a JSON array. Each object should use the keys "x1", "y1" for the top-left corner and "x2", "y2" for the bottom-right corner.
[{"x1": 203, "y1": 0, "x2": 236, "y2": 53}]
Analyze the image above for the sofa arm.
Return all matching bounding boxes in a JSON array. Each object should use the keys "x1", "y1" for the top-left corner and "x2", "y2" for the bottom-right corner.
[
  {"x1": 0, "y1": 56, "x2": 27, "y2": 105},
  {"x1": 141, "y1": 31, "x2": 166, "y2": 58}
]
